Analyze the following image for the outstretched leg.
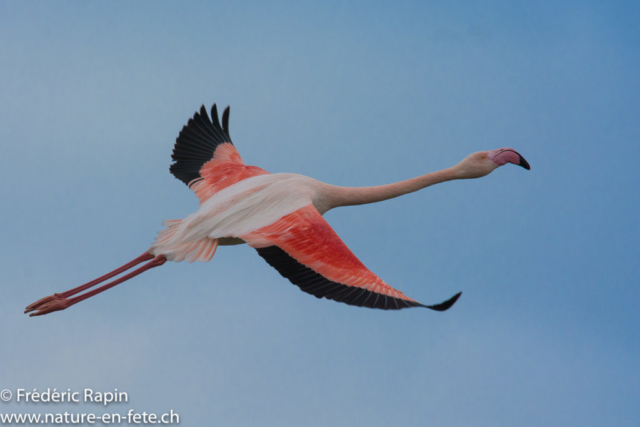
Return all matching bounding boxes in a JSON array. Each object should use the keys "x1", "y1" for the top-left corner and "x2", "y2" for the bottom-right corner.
[{"x1": 25, "y1": 253, "x2": 166, "y2": 317}]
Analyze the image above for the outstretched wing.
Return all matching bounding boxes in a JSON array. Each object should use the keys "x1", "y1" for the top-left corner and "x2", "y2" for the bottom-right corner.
[
  {"x1": 170, "y1": 104, "x2": 269, "y2": 203},
  {"x1": 241, "y1": 205, "x2": 461, "y2": 311}
]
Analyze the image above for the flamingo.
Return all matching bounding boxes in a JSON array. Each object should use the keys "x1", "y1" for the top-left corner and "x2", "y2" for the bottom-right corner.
[{"x1": 25, "y1": 103, "x2": 530, "y2": 317}]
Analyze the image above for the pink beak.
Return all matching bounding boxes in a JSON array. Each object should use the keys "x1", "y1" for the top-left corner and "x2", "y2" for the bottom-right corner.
[{"x1": 489, "y1": 148, "x2": 530, "y2": 170}]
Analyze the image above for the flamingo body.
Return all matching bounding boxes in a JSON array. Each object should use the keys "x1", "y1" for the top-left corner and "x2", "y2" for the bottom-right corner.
[{"x1": 151, "y1": 173, "x2": 319, "y2": 261}]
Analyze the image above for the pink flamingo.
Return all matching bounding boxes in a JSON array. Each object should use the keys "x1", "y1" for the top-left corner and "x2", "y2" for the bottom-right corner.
[{"x1": 25, "y1": 104, "x2": 530, "y2": 316}]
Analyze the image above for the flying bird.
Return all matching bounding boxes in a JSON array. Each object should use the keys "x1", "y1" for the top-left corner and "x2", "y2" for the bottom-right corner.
[{"x1": 25, "y1": 104, "x2": 530, "y2": 316}]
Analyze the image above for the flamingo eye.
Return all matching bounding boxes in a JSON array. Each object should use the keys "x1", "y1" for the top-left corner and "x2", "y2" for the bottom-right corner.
[{"x1": 481, "y1": 155, "x2": 486, "y2": 159}]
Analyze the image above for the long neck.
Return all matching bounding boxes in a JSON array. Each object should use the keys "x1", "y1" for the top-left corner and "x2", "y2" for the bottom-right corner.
[{"x1": 326, "y1": 167, "x2": 457, "y2": 209}]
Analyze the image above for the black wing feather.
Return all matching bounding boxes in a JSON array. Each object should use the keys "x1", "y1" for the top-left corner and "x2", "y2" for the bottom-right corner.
[
  {"x1": 170, "y1": 104, "x2": 233, "y2": 187},
  {"x1": 256, "y1": 246, "x2": 461, "y2": 311}
]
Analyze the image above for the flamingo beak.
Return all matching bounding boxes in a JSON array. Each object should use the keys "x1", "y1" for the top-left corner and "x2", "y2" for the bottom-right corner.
[
  {"x1": 517, "y1": 152, "x2": 531, "y2": 170},
  {"x1": 488, "y1": 148, "x2": 531, "y2": 170}
]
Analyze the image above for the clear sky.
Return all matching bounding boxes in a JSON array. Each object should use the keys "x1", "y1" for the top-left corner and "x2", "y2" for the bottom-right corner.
[{"x1": 1, "y1": 1, "x2": 638, "y2": 426}]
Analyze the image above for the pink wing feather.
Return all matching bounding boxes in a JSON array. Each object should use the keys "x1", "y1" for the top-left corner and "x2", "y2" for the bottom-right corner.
[
  {"x1": 242, "y1": 205, "x2": 461, "y2": 311},
  {"x1": 190, "y1": 143, "x2": 269, "y2": 203}
]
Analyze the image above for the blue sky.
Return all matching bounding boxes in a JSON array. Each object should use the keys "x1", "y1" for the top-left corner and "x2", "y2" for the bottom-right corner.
[{"x1": 1, "y1": 1, "x2": 638, "y2": 426}]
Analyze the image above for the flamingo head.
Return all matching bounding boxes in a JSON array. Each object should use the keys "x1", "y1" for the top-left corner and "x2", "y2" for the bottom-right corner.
[{"x1": 453, "y1": 148, "x2": 530, "y2": 179}]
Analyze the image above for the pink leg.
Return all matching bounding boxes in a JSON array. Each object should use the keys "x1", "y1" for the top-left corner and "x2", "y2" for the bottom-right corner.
[
  {"x1": 25, "y1": 253, "x2": 165, "y2": 317},
  {"x1": 24, "y1": 252, "x2": 154, "y2": 314}
]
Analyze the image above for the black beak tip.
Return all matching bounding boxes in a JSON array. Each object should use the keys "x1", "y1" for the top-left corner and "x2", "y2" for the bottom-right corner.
[{"x1": 518, "y1": 154, "x2": 531, "y2": 170}]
